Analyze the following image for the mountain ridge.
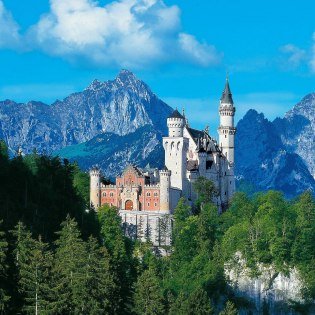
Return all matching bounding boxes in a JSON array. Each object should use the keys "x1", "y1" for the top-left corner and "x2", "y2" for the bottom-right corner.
[{"x1": 0, "y1": 69, "x2": 173, "y2": 155}]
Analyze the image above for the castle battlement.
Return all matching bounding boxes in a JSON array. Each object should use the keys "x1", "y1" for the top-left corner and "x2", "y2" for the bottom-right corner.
[
  {"x1": 144, "y1": 184, "x2": 160, "y2": 188},
  {"x1": 102, "y1": 184, "x2": 117, "y2": 188}
]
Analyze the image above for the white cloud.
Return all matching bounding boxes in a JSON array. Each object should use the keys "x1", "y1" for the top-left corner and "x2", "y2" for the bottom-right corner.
[
  {"x1": 280, "y1": 44, "x2": 306, "y2": 69},
  {"x1": 0, "y1": 1, "x2": 20, "y2": 48},
  {"x1": 27, "y1": 0, "x2": 221, "y2": 68},
  {"x1": 178, "y1": 33, "x2": 221, "y2": 66}
]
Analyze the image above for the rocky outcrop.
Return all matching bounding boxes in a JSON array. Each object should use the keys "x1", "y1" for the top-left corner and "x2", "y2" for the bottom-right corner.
[{"x1": 225, "y1": 254, "x2": 309, "y2": 314}]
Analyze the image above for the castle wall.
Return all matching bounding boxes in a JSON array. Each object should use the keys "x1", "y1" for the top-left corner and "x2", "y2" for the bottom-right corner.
[
  {"x1": 143, "y1": 187, "x2": 160, "y2": 211},
  {"x1": 120, "y1": 210, "x2": 173, "y2": 247}
]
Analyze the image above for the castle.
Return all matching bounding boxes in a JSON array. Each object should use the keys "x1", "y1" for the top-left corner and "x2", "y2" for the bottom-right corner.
[{"x1": 90, "y1": 79, "x2": 236, "y2": 246}]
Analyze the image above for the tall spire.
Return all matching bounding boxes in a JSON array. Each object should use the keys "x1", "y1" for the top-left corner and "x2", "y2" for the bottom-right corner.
[{"x1": 220, "y1": 77, "x2": 234, "y2": 105}]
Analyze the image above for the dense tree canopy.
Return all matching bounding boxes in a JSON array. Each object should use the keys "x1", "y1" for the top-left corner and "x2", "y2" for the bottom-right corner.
[{"x1": 0, "y1": 142, "x2": 314, "y2": 314}]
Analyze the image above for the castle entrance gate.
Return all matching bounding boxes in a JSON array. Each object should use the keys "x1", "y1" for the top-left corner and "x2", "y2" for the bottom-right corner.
[{"x1": 125, "y1": 200, "x2": 133, "y2": 210}]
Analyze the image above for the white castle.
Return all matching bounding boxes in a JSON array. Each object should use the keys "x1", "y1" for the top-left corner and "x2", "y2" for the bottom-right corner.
[{"x1": 90, "y1": 79, "x2": 236, "y2": 246}]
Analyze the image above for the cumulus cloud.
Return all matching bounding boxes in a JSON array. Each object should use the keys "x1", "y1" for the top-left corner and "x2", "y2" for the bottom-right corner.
[
  {"x1": 27, "y1": 0, "x2": 221, "y2": 68},
  {"x1": 0, "y1": 1, "x2": 20, "y2": 48}
]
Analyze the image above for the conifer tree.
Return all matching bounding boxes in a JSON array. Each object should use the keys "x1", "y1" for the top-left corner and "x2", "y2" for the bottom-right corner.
[
  {"x1": 137, "y1": 216, "x2": 145, "y2": 241},
  {"x1": 184, "y1": 287, "x2": 214, "y2": 315},
  {"x1": 51, "y1": 216, "x2": 87, "y2": 314},
  {"x1": 84, "y1": 236, "x2": 118, "y2": 314},
  {"x1": 133, "y1": 267, "x2": 165, "y2": 315},
  {"x1": 12, "y1": 222, "x2": 52, "y2": 314},
  {"x1": 219, "y1": 301, "x2": 238, "y2": 315},
  {"x1": 98, "y1": 205, "x2": 135, "y2": 313},
  {"x1": 168, "y1": 291, "x2": 187, "y2": 315},
  {"x1": 0, "y1": 220, "x2": 9, "y2": 314}
]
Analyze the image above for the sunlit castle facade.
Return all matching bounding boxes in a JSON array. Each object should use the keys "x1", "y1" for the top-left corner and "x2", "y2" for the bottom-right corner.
[{"x1": 90, "y1": 79, "x2": 236, "y2": 246}]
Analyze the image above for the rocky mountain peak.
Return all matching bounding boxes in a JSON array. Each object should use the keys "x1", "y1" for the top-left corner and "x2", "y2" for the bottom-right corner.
[
  {"x1": 86, "y1": 79, "x2": 103, "y2": 91},
  {"x1": 114, "y1": 69, "x2": 150, "y2": 94},
  {"x1": 286, "y1": 93, "x2": 315, "y2": 120}
]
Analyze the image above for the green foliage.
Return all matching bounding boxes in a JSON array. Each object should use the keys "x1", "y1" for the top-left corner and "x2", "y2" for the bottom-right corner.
[
  {"x1": 134, "y1": 267, "x2": 165, "y2": 315},
  {"x1": 98, "y1": 204, "x2": 136, "y2": 314},
  {"x1": 174, "y1": 287, "x2": 213, "y2": 315},
  {"x1": 193, "y1": 176, "x2": 217, "y2": 211},
  {"x1": 84, "y1": 237, "x2": 118, "y2": 314},
  {"x1": 51, "y1": 216, "x2": 88, "y2": 314},
  {"x1": 0, "y1": 138, "x2": 315, "y2": 313},
  {"x1": 219, "y1": 301, "x2": 238, "y2": 315},
  {"x1": 0, "y1": 220, "x2": 9, "y2": 313},
  {"x1": 12, "y1": 222, "x2": 52, "y2": 314},
  {"x1": 291, "y1": 192, "x2": 315, "y2": 298},
  {"x1": 0, "y1": 150, "x2": 96, "y2": 242}
]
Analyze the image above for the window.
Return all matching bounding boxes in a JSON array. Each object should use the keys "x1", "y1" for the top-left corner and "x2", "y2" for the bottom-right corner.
[
  {"x1": 154, "y1": 203, "x2": 157, "y2": 207},
  {"x1": 110, "y1": 192, "x2": 114, "y2": 197},
  {"x1": 147, "y1": 192, "x2": 151, "y2": 197},
  {"x1": 154, "y1": 192, "x2": 158, "y2": 197},
  {"x1": 147, "y1": 203, "x2": 150, "y2": 207},
  {"x1": 103, "y1": 192, "x2": 106, "y2": 197}
]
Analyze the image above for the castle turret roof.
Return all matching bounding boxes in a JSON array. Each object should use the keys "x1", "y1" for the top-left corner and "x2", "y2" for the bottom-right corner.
[
  {"x1": 220, "y1": 78, "x2": 234, "y2": 105},
  {"x1": 169, "y1": 109, "x2": 184, "y2": 119}
]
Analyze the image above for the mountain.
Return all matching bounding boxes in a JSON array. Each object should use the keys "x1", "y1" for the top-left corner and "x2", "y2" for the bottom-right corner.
[
  {"x1": 235, "y1": 99, "x2": 315, "y2": 197},
  {"x1": 1, "y1": 69, "x2": 314, "y2": 197},
  {"x1": 0, "y1": 69, "x2": 172, "y2": 155},
  {"x1": 55, "y1": 125, "x2": 164, "y2": 179}
]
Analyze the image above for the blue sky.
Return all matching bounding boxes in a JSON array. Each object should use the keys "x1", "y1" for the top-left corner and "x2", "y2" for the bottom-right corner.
[{"x1": 0, "y1": 0, "x2": 315, "y2": 132}]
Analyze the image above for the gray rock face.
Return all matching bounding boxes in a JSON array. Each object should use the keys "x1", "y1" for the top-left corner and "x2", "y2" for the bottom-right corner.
[
  {"x1": 235, "y1": 107, "x2": 315, "y2": 198},
  {"x1": 225, "y1": 254, "x2": 307, "y2": 314},
  {"x1": 276, "y1": 94, "x2": 315, "y2": 179},
  {"x1": 0, "y1": 69, "x2": 172, "y2": 155}
]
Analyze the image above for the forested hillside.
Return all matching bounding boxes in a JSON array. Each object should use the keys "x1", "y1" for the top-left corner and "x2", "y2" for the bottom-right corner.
[{"x1": 0, "y1": 142, "x2": 314, "y2": 314}]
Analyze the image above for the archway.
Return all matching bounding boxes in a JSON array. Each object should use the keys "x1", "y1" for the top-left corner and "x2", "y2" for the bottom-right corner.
[{"x1": 125, "y1": 200, "x2": 133, "y2": 210}]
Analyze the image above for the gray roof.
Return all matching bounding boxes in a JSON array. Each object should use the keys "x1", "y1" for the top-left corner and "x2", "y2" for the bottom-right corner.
[
  {"x1": 169, "y1": 109, "x2": 184, "y2": 119},
  {"x1": 220, "y1": 79, "x2": 234, "y2": 104},
  {"x1": 187, "y1": 127, "x2": 204, "y2": 142}
]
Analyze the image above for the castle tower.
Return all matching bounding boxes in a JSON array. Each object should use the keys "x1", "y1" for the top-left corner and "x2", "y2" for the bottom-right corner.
[
  {"x1": 163, "y1": 109, "x2": 188, "y2": 191},
  {"x1": 159, "y1": 167, "x2": 171, "y2": 212},
  {"x1": 218, "y1": 78, "x2": 236, "y2": 199},
  {"x1": 89, "y1": 167, "x2": 101, "y2": 210}
]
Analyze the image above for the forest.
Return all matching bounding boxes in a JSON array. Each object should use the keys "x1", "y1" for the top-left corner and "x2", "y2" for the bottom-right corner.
[{"x1": 0, "y1": 139, "x2": 314, "y2": 314}]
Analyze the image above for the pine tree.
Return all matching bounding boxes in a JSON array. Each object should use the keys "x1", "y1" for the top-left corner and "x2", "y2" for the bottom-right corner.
[
  {"x1": 0, "y1": 220, "x2": 9, "y2": 314},
  {"x1": 84, "y1": 236, "x2": 118, "y2": 314},
  {"x1": 51, "y1": 215, "x2": 87, "y2": 314},
  {"x1": 98, "y1": 205, "x2": 135, "y2": 314},
  {"x1": 144, "y1": 216, "x2": 152, "y2": 243},
  {"x1": 219, "y1": 301, "x2": 238, "y2": 315},
  {"x1": 12, "y1": 222, "x2": 52, "y2": 314},
  {"x1": 137, "y1": 216, "x2": 145, "y2": 241},
  {"x1": 168, "y1": 291, "x2": 187, "y2": 315},
  {"x1": 133, "y1": 267, "x2": 165, "y2": 315},
  {"x1": 184, "y1": 287, "x2": 214, "y2": 315}
]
